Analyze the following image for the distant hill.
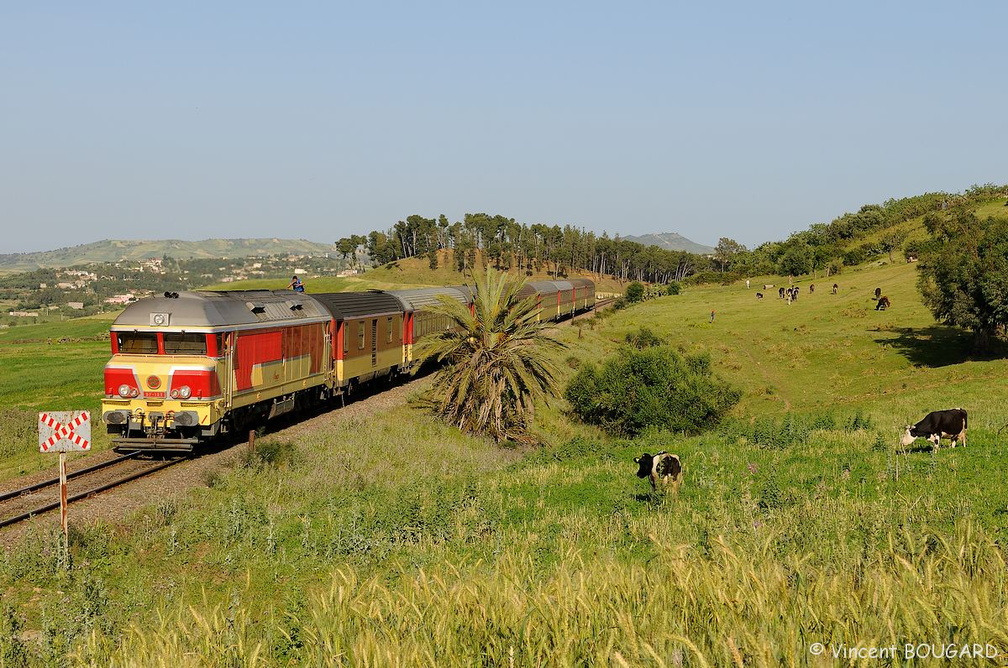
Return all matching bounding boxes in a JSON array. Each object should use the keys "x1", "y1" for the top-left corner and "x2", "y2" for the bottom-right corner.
[
  {"x1": 0, "y1": 238, "x2": 337, "y2": 272},
  {"x1": 622, "y1": 232, "x2": 714, "y2": 255}
]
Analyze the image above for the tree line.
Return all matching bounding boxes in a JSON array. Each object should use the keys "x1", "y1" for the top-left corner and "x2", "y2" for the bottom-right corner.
[
  {"x1": 337, "y1": 184, "x2": 1008, "y2": 286},
  {"x1": 337, "y1": 214, "x2": 705, "y2": 284}
]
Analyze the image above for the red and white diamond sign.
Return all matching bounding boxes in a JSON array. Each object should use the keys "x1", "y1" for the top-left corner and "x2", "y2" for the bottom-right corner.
[{"x1": 38, "y1": 411, "x2": 91, "y2": 453}]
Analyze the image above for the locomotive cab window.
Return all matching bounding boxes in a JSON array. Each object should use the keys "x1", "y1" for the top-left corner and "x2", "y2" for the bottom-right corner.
[
  {"x1": 118, "y1": 332, "x2": 159, "y2": 354},
  {"x1": 163, "y1": 332, "x2": 208, "y2": 355}
]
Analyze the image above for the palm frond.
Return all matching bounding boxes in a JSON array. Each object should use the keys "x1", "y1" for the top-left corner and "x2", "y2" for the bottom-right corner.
[{"x1": 415, "y1": 268, "x2": 566, "y2": 442}]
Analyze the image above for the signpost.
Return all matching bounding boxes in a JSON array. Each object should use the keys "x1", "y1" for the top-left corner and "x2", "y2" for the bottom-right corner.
[{"x1": 38, "y1": 411, "x2": 91, "y2": 538}]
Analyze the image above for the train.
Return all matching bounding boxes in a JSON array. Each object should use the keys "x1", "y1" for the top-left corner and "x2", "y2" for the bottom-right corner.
[{"x1": 100, "y1": 278, "x2": 595, "y2": 452}]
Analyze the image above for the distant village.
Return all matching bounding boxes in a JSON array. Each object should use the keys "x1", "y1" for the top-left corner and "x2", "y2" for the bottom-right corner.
[{"x1": 0, "y1": 253, "x2": 354, "y2": 327}]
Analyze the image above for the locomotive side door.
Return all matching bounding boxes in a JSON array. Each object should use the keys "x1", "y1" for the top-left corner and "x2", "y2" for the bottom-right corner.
[
  {"x1": 371, "y1": 318, "x2": 378, "y2": 367},
  {"x1": 223, "y1": 331, "x2": 235, "y2": 409}
]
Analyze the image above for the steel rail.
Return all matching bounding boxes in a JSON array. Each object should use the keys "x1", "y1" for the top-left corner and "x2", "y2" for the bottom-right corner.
[
  {"x1": 0, "y1": 458, "x2": 181, "y2": 529},
  {"x1": 0, "y1": 452, "x2": 140, "y2": 503}
]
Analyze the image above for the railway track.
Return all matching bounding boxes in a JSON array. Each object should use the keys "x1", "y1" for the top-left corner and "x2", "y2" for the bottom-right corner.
[
  {"x1": 0, "y1": 299, "x2": 605, "y2": 531},
  {"x1": 0, "y1": 453, "x2": 186, "y2": 529}
]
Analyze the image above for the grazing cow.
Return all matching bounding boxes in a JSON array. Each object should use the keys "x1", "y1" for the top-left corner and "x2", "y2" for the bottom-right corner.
[
  {"x1": 832, "y1": 283, "x2": 838, "y2": 295},
  {"x1": 634, "y1": 451, "x2": 683, "y2": 493},
  {"x1": 763, "y1": 284, "x2": 774, "y2": 290},
  {"x1": 790, "y1": 287, "x2": 798, "y2": 302},
  {"x1": 874, "y1": 287, "x2": 882, "y2": 300},
  {"x1": 901, "y1": 409, "x2": 967, "y2": 450},
  {"x1": 876, "y1": 296, "x2": 891, "y2": 310},
  {"x1": 779, "y1": 287, "x2": 786, "y2": 299},
  {"x1": 756, "y1": 292, "x2": 764, "y2": 300},
  {"x1": 809, "y1": 284, "x2": 815, "y2": 294}
]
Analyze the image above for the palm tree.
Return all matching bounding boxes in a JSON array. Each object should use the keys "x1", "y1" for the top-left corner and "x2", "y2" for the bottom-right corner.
[{"x1": 417, "y1": 268, "x2": 566, "y2": 443}]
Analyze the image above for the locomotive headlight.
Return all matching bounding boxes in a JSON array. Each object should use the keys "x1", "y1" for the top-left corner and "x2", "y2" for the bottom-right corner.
[
  {"x1": 170, "y1": 385, "x2": 192, "y2": 400},
  {"x1": 118, "y1": 384, "x2": 133, "y2": 398}
]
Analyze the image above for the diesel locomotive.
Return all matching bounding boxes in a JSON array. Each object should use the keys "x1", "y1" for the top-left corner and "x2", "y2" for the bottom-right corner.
[{"x1": 100, "y1": 279, "x2": 594, "y2": 452}]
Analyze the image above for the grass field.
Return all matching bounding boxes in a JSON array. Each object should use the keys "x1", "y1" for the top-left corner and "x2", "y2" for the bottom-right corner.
[{"x1": 2, "y1": 259, "x2": 1007, "y2": 666}]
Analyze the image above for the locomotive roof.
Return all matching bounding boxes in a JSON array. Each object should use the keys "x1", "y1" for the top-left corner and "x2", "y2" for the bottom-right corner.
[
  {"x1": 111, "y1": 290, "x2": 330, "y2": 330},
  {"x1": 309, "y1": 291, "x2": 403, "y2": 320},
  {"x1": 383, "y1": 286, "x2": 471, "y2": 313}
]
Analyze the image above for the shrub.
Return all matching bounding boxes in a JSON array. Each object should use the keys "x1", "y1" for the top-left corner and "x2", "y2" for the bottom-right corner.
[
  {"x1": 241, "y1": 439, "x2": 301, "y2": 468},
  {"x1": 842, "y1": 247, "x2": 867, "y2": 266},
  {"x1": 624, "y1": 282, "x2": 645, "y2": 303},
  {"x1": 624, "y1": 327, "x2": 665, "y2": 349},
  {"x1": 666, "y1": 282, "x2": 681, "y2": 296},
  {"x1": 564, "y1": 346, "x2": 741, "y2": 436}
]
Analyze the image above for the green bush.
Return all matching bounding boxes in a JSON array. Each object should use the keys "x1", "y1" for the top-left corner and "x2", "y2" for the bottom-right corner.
[
  {"x1": 564, "y1": 346, "x2": 741, "y2": 436},
  {"x1": 624, "y1": 327, "x2": 665, "y2": 349},
  {"x1": 624, "y1": 282, "x2": 645, "y2": 303},
  {"x1": 666, "y1": 282, "x2": 681, "y2": 296}
]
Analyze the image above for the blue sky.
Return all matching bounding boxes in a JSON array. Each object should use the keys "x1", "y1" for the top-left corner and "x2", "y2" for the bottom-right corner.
[{"x1": 2, "y1": 2, "x2": 1005, "y2": 254}]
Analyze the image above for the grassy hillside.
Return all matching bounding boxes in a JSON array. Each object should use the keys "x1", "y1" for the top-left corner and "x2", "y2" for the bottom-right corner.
[
  {"x1": 2, "y1": 257, "x2": 1008, "y2": 665},
  {"x1": 854, "y1": 196, "x2": 1008, "y2": 253},
  {"x1": 0, "y1": 238, "x2": 335, "y2": 272}
]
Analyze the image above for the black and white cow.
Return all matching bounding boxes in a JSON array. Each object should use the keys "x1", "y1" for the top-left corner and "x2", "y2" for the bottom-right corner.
[
  {"x1": 900, "y1": 409, "x2": 968, "y2": 450},
  {"x1": 756, "y1": 292, "x2": 764, "y2": 300},
  {"x1": 876, "y1": 296, "x2": 891, "y2": 310},
  {"x1": 634, "y1": 451, "x2": 683, "y2": 493}
]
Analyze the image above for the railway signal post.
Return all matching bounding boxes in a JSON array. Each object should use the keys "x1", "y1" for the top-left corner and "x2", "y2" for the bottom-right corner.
[{"x1": 38, "y1": 411, "x2": 91, "y2": 540}]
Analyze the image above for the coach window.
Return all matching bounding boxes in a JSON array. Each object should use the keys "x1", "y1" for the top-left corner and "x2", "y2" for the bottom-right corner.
[
  {"x1": 358, "y1": 321, "x2": 365, "y2": 349},
  {"x1": 343, "y1": 324, "x2": 349, "y2": 354},
  {"x1": 386, "y1": 317, "x2": 393, "y2": 343}
]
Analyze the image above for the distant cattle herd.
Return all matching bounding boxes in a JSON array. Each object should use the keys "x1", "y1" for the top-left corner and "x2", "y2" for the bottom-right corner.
[
  {"x1": 751, "y1": 280, "x2": 892, "y2": 311},
  {"x1": 637, "y1": 278, "x2": 964, "y2": 496}
]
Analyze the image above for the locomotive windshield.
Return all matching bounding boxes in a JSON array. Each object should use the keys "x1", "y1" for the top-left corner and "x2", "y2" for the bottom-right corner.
[
  {"x1": 117, "y1": 332, "x2": 158, "y2": 354},
  {"x1": 163, "y1": 332, "x2": 207, "y2": 355},
  {"x1": 115, "y1": 332, "x2": 208, "y2": 355}
]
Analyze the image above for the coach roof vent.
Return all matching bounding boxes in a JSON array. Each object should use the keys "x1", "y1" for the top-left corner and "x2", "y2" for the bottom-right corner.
[
  {"x1": 286, "y1": 300, "x2": 304, "y2": 311},
  {"x1": 246, "y1": 301, "x2": 266, "y2": 314}
]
